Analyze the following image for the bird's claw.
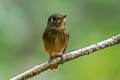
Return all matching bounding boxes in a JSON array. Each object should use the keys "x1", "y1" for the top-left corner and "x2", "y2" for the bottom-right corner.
[{"x1": 60, "y1": 53, "x2": 64, "y2": 64}]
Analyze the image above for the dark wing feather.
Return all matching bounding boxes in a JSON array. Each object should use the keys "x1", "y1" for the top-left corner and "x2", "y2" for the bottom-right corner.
[{"x1": 63, "y1": 32, "x2": 69, "y2": 53}]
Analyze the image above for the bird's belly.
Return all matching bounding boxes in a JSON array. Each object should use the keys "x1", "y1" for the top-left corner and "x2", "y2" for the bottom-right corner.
[
  {"x1": 50, "y1": 41, "x2": 65, "y2": 55},
  {"x1": 43, "y1": 35, "x2": 67, "y2": 56},
  {"x1": 52, "y1": 37, "x2": 65, "y2": 54}
]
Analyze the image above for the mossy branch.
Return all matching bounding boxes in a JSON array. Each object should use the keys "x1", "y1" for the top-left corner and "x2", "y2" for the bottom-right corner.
[{"x1": 10, "y1": 34, "x2": 120, "y2": 80}]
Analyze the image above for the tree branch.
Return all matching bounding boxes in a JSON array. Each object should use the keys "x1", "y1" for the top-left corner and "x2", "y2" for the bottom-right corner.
[{"x1": 10, "y1": 34, "x2": 120, "y2": 80}]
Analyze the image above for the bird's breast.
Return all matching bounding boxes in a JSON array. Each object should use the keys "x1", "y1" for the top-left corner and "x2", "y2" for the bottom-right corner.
[{"x1": 43, "y1": 30, "x2": 68, "y2": 55}]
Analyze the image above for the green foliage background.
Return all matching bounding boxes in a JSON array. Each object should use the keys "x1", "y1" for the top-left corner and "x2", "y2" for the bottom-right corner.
[{"x1": 0, "y1": 0, "x2": 120, "y2": 80}]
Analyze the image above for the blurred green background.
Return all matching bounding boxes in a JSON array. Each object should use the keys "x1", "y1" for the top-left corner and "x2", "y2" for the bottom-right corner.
[{"x1": 0, "y1": 0, "x2": 120, "y2": 80}]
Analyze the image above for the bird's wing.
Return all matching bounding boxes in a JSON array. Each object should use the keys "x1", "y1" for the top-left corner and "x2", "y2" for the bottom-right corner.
[{"x1": 63, "y1": 32, "x2": 69, "y2": 53}]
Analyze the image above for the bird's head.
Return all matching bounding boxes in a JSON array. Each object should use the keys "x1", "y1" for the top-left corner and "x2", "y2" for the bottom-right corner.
[{"x1": 47, "y1": 13, "x2": 67, "y2": 30}]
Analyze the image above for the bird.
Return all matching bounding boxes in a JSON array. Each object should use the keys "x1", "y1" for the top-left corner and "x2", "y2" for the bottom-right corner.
[{"x1": 42, "y1": 13, "x2": 69, "y2": 70}]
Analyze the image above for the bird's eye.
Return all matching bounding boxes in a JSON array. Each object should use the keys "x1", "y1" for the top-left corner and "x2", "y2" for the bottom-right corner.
[{"x1": 51, "y1": 16, "x2": 56, "y2": 22}]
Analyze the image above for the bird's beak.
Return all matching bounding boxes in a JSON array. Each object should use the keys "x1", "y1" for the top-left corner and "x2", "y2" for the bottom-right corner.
[
  {"x1": 61, "y1": 15, "x2": 67, "y2": 21},
  {"x1": 63, "y1": 15, "x2": 67, "y2": 18}
]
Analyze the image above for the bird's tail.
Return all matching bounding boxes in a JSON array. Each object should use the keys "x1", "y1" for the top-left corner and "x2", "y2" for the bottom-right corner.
[{"x1": 50, "y1": 64, "x2": 58, "y2": 70}]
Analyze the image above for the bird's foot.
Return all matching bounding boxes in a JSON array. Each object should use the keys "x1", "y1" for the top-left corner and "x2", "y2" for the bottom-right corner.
[
  {"x1": 48, "y1": 59, "x2": 52, "y2": 64},
  {"x1": 60, "y1": 53, "x2": 64, "y2": 64}
]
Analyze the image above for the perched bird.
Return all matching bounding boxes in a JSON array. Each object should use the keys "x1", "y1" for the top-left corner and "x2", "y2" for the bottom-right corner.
[{"x1": 42, "y1": 13, "x2": 69, "y2": 70}]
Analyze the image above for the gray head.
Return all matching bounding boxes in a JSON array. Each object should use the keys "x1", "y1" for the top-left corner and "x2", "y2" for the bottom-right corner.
[{"x1": 47, "y1": 13, "x2": 67, "y2": 29}]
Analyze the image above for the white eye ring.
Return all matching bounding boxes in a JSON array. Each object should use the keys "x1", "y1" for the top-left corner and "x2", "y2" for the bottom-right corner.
[
  {"x1": 51, "y1": 18, "x2": 53, "y2": 22},
  {"x1": 51, "y1": 16, "x2": 56, "y2": 22}
]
